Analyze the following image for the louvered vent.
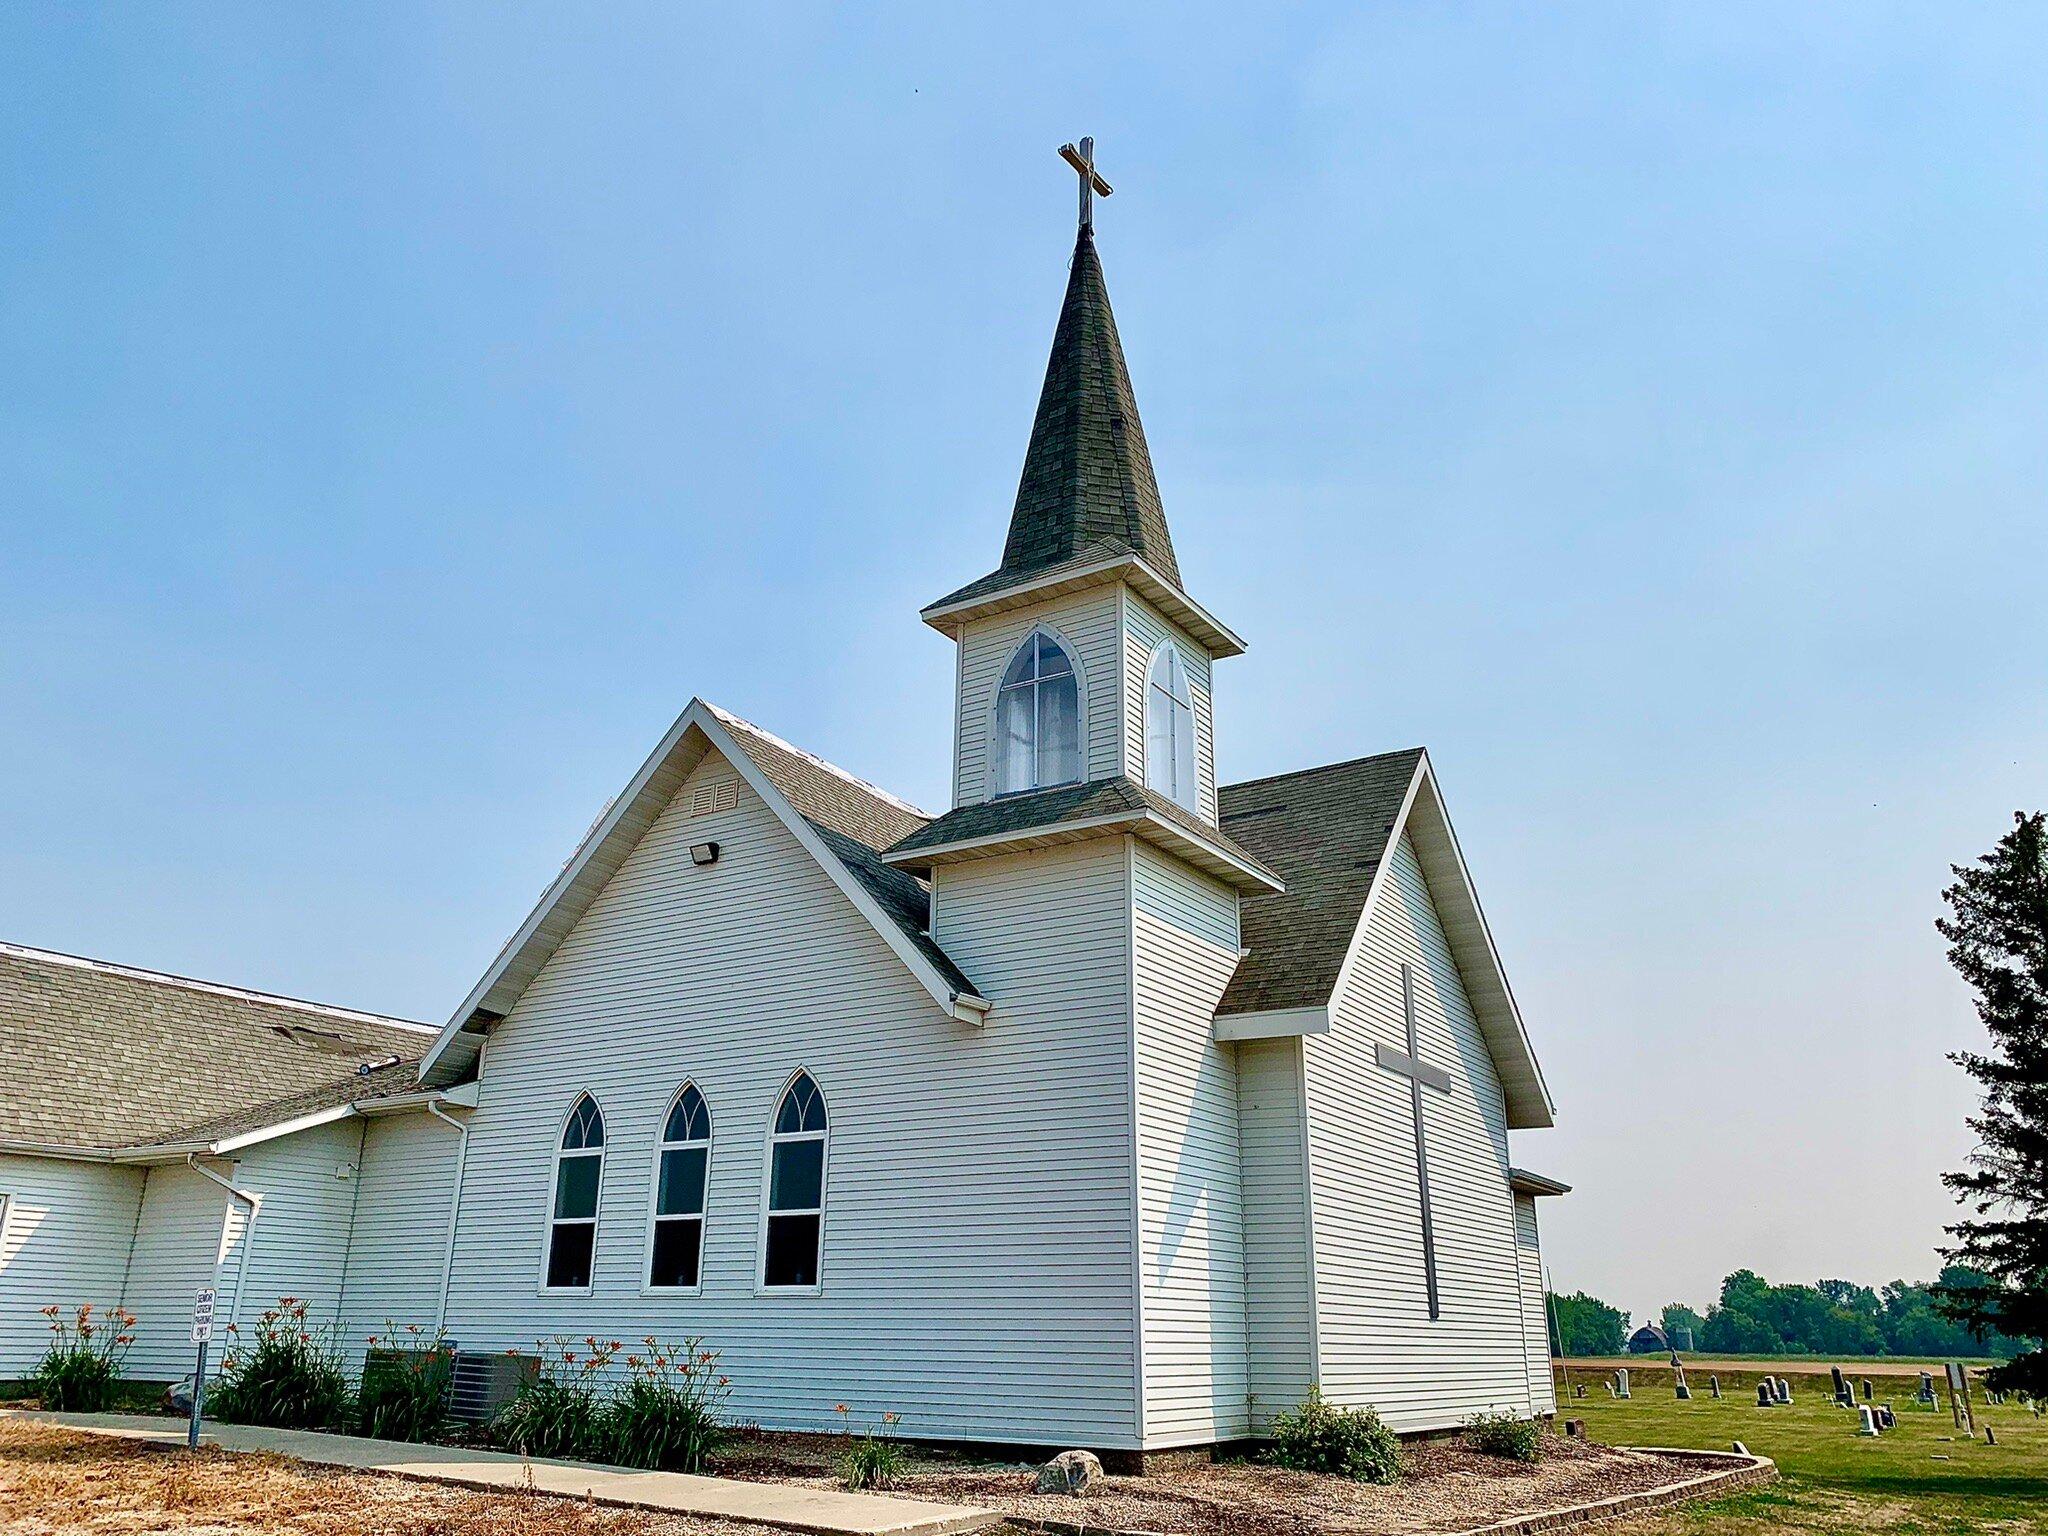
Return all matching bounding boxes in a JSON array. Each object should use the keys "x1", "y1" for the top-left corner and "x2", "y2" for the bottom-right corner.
[
  {"x1": 447, "y1": 1349, "x2": 539, "y2": 1423},
  {"x1": 689, "y1": 778, "x2": 740, "y2": 817}
]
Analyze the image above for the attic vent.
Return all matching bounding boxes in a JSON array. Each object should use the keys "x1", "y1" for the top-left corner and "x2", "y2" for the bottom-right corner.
[
  {"x1": 689, "y1": 778, "x2": 740, "y2": 817},
  {"x1": 271, "y1": 1025, "x2": 367, "y2": 1056}
]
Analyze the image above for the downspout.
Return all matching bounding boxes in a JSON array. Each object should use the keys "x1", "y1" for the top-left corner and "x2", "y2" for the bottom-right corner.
[
  {"x1": 187, "y1": 1154, "x2": 262, "y2": 1337},
  {"x1": 426, "y1": 1103, "x2": 470, "y2": 1336}
]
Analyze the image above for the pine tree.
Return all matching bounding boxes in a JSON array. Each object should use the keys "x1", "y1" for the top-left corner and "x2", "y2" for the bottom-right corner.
[{"x1": 1936, "y1": 811, "x2": 2048, "y2": 1394}]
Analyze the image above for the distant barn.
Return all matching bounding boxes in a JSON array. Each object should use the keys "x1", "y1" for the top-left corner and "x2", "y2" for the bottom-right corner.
[{"x1": 1627, "y1": 1324, "x2": 1672, "y2": 1354}]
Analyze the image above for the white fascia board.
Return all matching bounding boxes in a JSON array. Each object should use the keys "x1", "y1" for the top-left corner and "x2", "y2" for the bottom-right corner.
[
  {"x1": 420, "y1": 701, "x2": 990, "y2": 1073},
  {"x1": 879, "y1": 810, "x2": 1147, "y2": 868},
  {"x1": 207, "y1": 1101, "x2": 361, "y2": 1155},
  {"x1": 1212, "y1": 1005, "x2": 1330, "y2": 1042},
  {"x1": 919, "y1": 554, "x2": 1247, "y2": 659},
  {"x1": 696, "y1": 706, "x2": 991, "y2": 1025},
  {"x1": 1135, "y1": 813, "x2": 1285, "y2": 894},
  {"x1": 0, "y1": 1139, "x2": 119, "y2": 1162},
  {"x1": 1325, "y1": 753, "x2": 1553, "y2": 1129}
]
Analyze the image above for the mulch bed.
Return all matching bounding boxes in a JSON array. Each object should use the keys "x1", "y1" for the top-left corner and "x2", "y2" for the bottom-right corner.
[{"x1": 709, "y1": 1429, "x2": 1745, "y2": 1536}]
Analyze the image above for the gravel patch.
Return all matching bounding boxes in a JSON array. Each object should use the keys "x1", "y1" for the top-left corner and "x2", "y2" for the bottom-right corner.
[{"x1": 709, "y1": 1431, "x2": 1736, "y2": 1536}]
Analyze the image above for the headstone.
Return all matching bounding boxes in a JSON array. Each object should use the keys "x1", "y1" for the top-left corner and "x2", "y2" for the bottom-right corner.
[
  {"x1": 1918, "y1": 1371, "x2": 1937, "y2": 1404},
  {"x1": 1756, "y1": 1382, "x2": 1775, "y2": 1407},
  {"x1": 1986, "y1": 1425, "x2": 1998, "y2": 1446},
  {"x1": 1562, "y1": 1418, "x2": 1584, "y2": 1438},
  {"x1": 1674, "y1": 1362, "x2": 1690, "y2": 1400},
  {"x1": 1034, "y1": 1450, "x2": 1104, "y2": 1495},
  {"x1": 1709, "y1": 1374, "x2": 1722, "y2": 1399},
  {"x1": 1615, "y1": 1367, "x2": 1631, "y2": 1400},
  {"x1": 1861, "y1": 1378, "x2": 1873, "y2": 1401},
  {"x1": 1831, "y1": 1366, "x2": 1849, "y2": 1402},
  {"x1": 1877, "y1": 1405, "x2": 1896, "y2": 1429},
  {"x1": 1775, "y1": 1376, "x2": 1793, "y2": 1405},
  {"x1": 1858, "y1": 1405, "x2": 1879, "y2": 1436}
]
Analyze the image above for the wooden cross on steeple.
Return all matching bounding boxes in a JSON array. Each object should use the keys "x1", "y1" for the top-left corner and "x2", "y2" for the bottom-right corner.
[{"x1": 1058, "y1": 137, "x2": 1113, "y2": 231}]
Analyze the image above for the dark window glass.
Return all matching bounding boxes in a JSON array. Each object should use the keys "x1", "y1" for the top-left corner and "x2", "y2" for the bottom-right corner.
[
  {"x1": 664, "y1": 1085, "x2": 708, "y2": 1143},
  {"x1": 769, "y1": 1138, "x2": 824, "y2": 1210},
  {"x1": 554, "y1": 1153, "x2": 600, "y2": 1219},
  {"x1": 657, "y1": 1146, "x2": 709, "y2": 1217},
  {"x1": 763, "y1": 1213, "x2": 821, "y2": 1288},
  {"x1": 775, "y1": 1073, "x2": 825, "y2": 1135},
  {"x1": 546, "y1": 1221, "x2": 595, "y2": 1289},
  {"x1": 562, "y1": 1095, "x2": 605, "y2": 1150},
  {"x1": 649, "y1": 1218, "x2": 702, "y2": 1288}
]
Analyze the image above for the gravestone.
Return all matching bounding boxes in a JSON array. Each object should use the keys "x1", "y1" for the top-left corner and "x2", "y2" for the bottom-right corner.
[
  {"x1": 1830, "y1": 1366, "x2": 1851, "y2": 1406},
  {"x1": 1709, "y1": 1374, "x2": 1722, "y2": 1399},
  {"x1": 1858, "y1": 1405, "x2": 1879, "y2": 1436},
  {"x1": 1861, "y1": 1378, "x2": 1873, "y2": 1401},
  {"x1": 1918, "y1": 1371, "x2": 1937, "y2": 1404},
  {"x1": 1675, "y1": 1362, "x2": 1690, "y2": 1400},
  {"x1": 1775, "y1": 1376, "x2": 1793, "y2": 1405},
  {"x1": 1877, "y1": 1405, "x2": 1895, "y2": 1429},
  {"x1": 1756, "y1": 1382, "x2": 1775, "y2": 1407},
  {"x1": 1615, "y1": 1367, "x2": 1631, "y2": 1400}
]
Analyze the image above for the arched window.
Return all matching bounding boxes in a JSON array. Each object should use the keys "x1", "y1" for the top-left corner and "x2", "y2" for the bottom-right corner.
[
  {"x1": 544, "y1": 1094, "x2": 605, "y2": 1290},
  {"x1": 647, "y1": 1083, "x2": 711, "y2": 1290},
  {"x1": 761, "y1": 1071, "x2": 827, "y2": 1289},
  {"x1": 995, "y1": 630, "x2": 1081, "y2": 795},
  {"x1": 1145, "y1": 642, "x2": 1198, "y2": 809}
]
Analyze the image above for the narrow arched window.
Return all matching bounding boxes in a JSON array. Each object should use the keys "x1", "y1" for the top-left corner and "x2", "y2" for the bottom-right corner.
[
  {"x1": 647, "y1": 1083, "x2": 711, "y2": 1290},
  {"x1": 762, "y1": 1071, "x2": 827, "y2": 1289},
  {"x1": 545, "y1": 1094, "x2": 605, "y2": 1290},
  {"x1": 1145, "y1": 642, "x2": 1198, "y2": 809},
  {"x1": 995, "y1": 631, "x2": 1081, "y2": 795}
]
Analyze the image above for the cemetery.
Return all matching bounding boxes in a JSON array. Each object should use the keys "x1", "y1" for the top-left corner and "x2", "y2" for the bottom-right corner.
[{"x1": 1563, "y1": 1360, "x2": 2047, "y2": 1532}]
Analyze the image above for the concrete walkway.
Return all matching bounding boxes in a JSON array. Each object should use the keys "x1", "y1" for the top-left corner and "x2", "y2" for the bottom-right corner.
[{"x1": 6, "y1": 1411, "x2": 999, "y2": 1536}]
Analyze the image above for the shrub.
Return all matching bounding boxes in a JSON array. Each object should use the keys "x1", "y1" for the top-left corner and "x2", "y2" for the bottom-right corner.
[
  {"x1": 211, "y1": 1299, "x2": 353, "y2": 1430},
  {"x1": 1267, "y1": 1389, "x2": 1402, "y2": 1484},
  {"x1": 31, "y1": 1303, "x2": 137, "y2": 1412},
  {"x1": 834, "y1": 1404, "x2": 907, "y2": 1490},
  {"x1": 1465, "y1": 1411, "x2": 1543, "y2": 1463},
  {"x1": 600, "y1": 1339, "x2": 732, "y2": 1473},
  {"x1": 357, "y1": 1322, "x2": 455, "y2": 1443},
  {"x1": 493, "y1": 1337, "x2": 619, "y2": 1461}
]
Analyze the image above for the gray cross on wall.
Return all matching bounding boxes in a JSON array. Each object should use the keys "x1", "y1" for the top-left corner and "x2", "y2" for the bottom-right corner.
[{"x1": 1375, "y1": 962, "x2": 1453, "y2": 1319}]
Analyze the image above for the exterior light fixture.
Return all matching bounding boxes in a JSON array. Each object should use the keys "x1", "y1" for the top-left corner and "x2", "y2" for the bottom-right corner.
[{"x1": 689, "y1": 842, "x2": 720, "y2": 867}]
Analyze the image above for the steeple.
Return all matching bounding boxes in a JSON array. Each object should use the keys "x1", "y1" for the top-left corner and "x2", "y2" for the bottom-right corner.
[{"x1": 998, "y1": 224, "x2": 1180, "y2": 587}]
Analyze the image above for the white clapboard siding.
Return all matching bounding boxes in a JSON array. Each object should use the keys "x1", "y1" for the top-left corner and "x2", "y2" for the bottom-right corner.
[
  {"x1": 1305, "y1": 831, "x2": 1538, "y2": 1430},
  {"x1": 1235, "y1": 1039, "x2": 1315, "y2": 1427},
  {"x1": 1130, "y1": 842, "x2": 1247, "y2": 1446},
  {"x1": 1121, "y1": 591, "x2": 1217, "y2": 823},
  {"x1": 121, "y1": 1161, "x2": 238, "y2": 1379},
  {"x1": 1514, "y1": 1194, "x2": 1555, "y2": 1415},
  {"x1": 338, "y1": 1111, "x2": 464, "y2": 1355},
  {"x1": 229, "y1": 1118, "x2": 368, "y2": 1338},
  {"x1": 445, "y1": 750, "x2": 1143, "y2": 1448},
  {"x1": 953, "y1": 586, "x2": 1121, "y2": 807},
  {"x1": 0, "y1": 1154, "x2": 145, "y2": 1376}
]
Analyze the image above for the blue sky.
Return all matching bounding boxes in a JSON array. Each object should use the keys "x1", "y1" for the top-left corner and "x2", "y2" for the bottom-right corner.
[{"x1": 4, "y1": 5, "x2": 2044, "y2": 1322}]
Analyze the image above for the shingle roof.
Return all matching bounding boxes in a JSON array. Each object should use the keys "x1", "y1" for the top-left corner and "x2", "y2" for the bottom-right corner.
[
  {"x1": 0, "y1": 943, "x2": 431, "y2": 1152},
  {"x1": 931, "y1": 228, "x2": 1181, "y2": 612},
  {"x1": 151, "y1": 1060, "x2": 425, "y2": 1145},
  {"x1": 711, "y1": 709, "x2": 980, "y2": 1001},
  {"x1": 884, "y1": 775, "x2": 1280, "y2": 889},
  {"x1": 1216, "y1": 749, "x2": 1426, "y2": 1016}
]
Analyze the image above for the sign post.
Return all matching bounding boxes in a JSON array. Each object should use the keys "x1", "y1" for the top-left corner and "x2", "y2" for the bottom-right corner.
[{"x1": 187, "y1": 1287, "x2": 216, "y2": 1451}]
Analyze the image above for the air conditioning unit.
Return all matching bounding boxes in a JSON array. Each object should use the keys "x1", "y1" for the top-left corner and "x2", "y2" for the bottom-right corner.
[{"x1": 447, "y1": 1349, "x2": 540, "y2": 1424}]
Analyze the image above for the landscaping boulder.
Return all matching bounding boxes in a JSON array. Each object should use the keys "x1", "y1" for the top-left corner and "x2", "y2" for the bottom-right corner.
[{"x1": 1034, "y1": 1449, "x2": 1105, "y2": 1494}]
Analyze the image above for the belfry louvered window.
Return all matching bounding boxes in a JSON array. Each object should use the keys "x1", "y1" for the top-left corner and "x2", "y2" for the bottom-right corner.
[
  {"x1": 544, "y1": 1094, "x2": 605, "y2": 1290},
  {"x1": 1144, "y1": 642, "x2": 1198, "y2": 810},
  {"x1": 995, "y1": 630, "x2": 1081, "y2": 795}
]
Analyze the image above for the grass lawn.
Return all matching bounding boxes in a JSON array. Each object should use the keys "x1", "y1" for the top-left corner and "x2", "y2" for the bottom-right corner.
[{"x1": 1563, "y1": 1366, "x2": 2048, "y2": 1533}]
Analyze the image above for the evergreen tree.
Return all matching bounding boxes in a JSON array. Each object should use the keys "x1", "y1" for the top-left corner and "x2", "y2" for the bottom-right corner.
[{"x1": 1936, "y1": 811, "x2": 2048, "y2": 1394}]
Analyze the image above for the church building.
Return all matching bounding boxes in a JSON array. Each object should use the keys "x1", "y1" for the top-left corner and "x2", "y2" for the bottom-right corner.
[{"x1": 0, "y1": 146, "x2": 1563, "y2": 1456}]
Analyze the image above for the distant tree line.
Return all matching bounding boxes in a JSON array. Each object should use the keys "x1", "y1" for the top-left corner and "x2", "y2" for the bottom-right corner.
[{"x1": 1545, "y1": 1266, "x2": 2020, "y2": 1358}]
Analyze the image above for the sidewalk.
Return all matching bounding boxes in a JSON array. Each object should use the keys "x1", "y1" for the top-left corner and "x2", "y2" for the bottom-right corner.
[{"x1": 5, "y1": 1411, "x2": 999, "y2": 1536}]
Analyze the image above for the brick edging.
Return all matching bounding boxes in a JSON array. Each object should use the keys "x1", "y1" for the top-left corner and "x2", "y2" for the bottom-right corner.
[{"x1": 1008, "y1": 1447, "x2": 1777, "y2": 1536}]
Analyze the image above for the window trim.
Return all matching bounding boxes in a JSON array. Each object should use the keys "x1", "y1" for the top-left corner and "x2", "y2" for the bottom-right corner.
[
  {"x1": 755, "y1": 1068, "x2": 829, "y2": 1296},
  {"x1": 984, "y1": 624, "x2": 1089, "y2": 800},
  {"x1": 538, "y1": 1091, "x2": 606, "y2": 1296},
  {"x1": 642, "y1": 1080, "x2": 712, "y2": 1297},
  {"x1": 1143, "y1": 639, "x2": 1199, "y2": 810}
]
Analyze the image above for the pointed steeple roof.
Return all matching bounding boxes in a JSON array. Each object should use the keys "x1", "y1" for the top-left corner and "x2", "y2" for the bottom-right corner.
[{"x1": 996, "y1": 226, "x2": 1180, "y2": 587}]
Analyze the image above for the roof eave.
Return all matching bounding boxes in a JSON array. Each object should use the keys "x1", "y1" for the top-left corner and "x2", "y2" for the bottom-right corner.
[
  {"x1": 884, "y1": 807, "x2": 1282, "y2": 894},
  {"x1": 921, "y1": 555, "x2": 1246, "y2": 658},
  {"x1": 1509, "y1": 1167, "x2": 1573, "y2": 1197}
]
